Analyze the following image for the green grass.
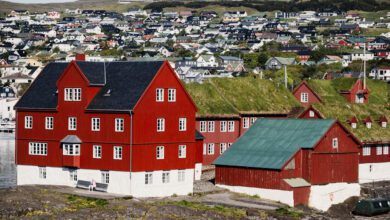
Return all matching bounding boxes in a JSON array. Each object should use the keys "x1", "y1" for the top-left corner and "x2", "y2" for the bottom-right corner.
[
  {"x1": 186, "y1": 77, "x2": 301, "y2": 115},
  {"x1": 308, "y1": 78, "x2": 390, "y2": 142},
  {"x1": 274, "y1": 207, "x2": 303, "y2": 219},
  {"x1": 67, "y1": 195, "x2": 108, "y2": 209}
]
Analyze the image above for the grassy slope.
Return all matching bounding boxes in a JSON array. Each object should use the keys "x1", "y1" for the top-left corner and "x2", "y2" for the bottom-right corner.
[
  {"x1": 308, "y1": 78, "x2": 390, "y2": 142},
  {"x1": 185, "y1": 77, "x2": 300, "y2": 116}
]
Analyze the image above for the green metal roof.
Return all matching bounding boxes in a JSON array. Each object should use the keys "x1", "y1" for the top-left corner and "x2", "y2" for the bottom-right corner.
[{"x1": 213, "y1": 119, "x2": 336, "y2": 170}]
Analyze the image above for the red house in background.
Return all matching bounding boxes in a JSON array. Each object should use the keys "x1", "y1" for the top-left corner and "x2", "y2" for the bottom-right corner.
[
  {"x1": 289, "y1": 105, "x2": 324, "y2": 119},
  {"x1": 339, "y1": 79, "x2": 369, "y2": 104},
  {"x1": 14, "y1": 59, "x2": 202, "y2": 197},
  {"x1": 292, "y1": 81, "x2": 322, "y2": 107},
  {"x1": 214, "y1": 119, "x2": 361, "y2": 211}
]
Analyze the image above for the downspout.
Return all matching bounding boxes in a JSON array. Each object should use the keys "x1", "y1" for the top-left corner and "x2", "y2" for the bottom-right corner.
[{"x1": 129, "y1": 110, "x2": 133, "y2": 195}]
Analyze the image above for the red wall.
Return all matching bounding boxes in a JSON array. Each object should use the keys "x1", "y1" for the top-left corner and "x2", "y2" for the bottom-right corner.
[
  {"x1": 293, "y1": 84, "x2": 321, "y2": 107},
  {"x1": 359, "y1": 143, "x2": 390, "y2": 164}
]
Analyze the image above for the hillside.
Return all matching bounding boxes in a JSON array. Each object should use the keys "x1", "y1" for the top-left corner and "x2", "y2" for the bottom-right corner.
[
  {"x1": 307, "y1": 78, "x2": 390, "y2": 142},
  {"x1": 185, "y1": 77, "x2": 301, "y2": 116}
]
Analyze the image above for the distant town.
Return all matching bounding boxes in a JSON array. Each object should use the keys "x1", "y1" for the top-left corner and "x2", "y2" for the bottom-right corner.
[{"x1": 0, "y1": 2, "x2": 390, "y2": 219}]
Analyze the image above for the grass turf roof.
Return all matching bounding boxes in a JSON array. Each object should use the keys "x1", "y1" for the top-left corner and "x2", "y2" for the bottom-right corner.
[
  {"x1": 185, "y1": 77, "x2": 301, "y2": 116},
  {"x1": 307, "y1": 78, "x2": 390, "y2": 142}
]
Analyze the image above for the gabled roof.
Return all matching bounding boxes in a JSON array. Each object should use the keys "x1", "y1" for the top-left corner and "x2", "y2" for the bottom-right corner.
[
  {"x1": 214, "y1": 118, "x2": 336, "y2": 170},
  {"x1": 292, "y1": 80, "x2": 322, "y2": 102},
  {"x1": 15, "y1": 61, "x2": 165, "y2": 111}
]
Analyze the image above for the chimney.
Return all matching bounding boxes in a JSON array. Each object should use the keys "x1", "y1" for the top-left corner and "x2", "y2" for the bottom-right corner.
[{"x1": 75, "y1": 53, "x2": 86, "y2": 61}]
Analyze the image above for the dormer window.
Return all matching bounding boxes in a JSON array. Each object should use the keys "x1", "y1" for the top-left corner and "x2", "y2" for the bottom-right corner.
[
  {"x1": 366, "y1": 122, "x2": 372, "y2": 129},
  {"x1": 351, "y1": 123, "x2": 357, "y2": 129},
  {"x1": 382, "y1": 121, "x2": 387, "y2": 128},
  {"x1": 64, "y1": 88, "x2": 81, "y2": 101}
]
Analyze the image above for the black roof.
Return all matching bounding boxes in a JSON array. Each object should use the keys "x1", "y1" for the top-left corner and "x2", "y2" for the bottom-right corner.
[{"x1": 15, "y1": 61, "x2": 164, "y2": 111}]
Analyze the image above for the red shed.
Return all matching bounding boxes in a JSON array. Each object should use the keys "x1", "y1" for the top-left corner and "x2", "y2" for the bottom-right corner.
[
  {"x1": 214, "y1": 119, "x2": 361, "y2": 211},
  {"x1": 339, "y1": 79, "x2": 369, "y2": 104},
  {"x1": 14, "y1": 60, "x2": 201, "y2": 197},
  {"x1": 292, "y1": 81, "x2": 322, "y2": 107}
]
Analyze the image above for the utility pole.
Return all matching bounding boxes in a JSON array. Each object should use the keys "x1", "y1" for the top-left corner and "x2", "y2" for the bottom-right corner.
[
  {"x1": 284, "y1": 65, "x2": 288, "y2": 89},
  {"x1": 363, "y1": 42, "x2": 367, "y2": 89}
]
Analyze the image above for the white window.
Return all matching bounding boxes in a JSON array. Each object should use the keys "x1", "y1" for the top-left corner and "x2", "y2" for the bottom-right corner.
[
  {"x1": 384, "y1": 145, "x2": 389, "y2": 155},
  {"x1": 93, "y1": 145, "x2": 101, "y2": 159},
  {"x1": 377, "y1": 146, "x2": 383, "y2": 155},
  {"x1": 203, "y1": 143, "x2": 207, "y2": 155},
  {"x1": 243, "y1": 117, "x2": 249, "y2": 128},
  {"x1": 332, "y1": 138, "x2": 338, "y2": 149},
  {"x1": 114, "y1": 146, "x2": 122, "y2": 160},
  {"x1": 228, "y1": 121, "x2": 235, "y2": 132},
  {"x1": 25, "y1": 116, "x2": 32, "y2": 129},
  {"x1": 39, "y1": 167, "x2": 46, "y2": 179},
  {"x1": 115, "y1": 118, "x2": 124, "y2": 132},
  {"x1": 156, "y1": 146, "x2": 164, "y2": 159},
  {"x1": 366, "y1": 122, "x2": 372, "y2": 129},
  {"x1": 63, "y1": 144, "x2": 80, "y2": 156},
  {"x1": 162, "y1": 171, "x2": 170, "y2": 183},
  {"x1": 382, "y1": 122, "x2": 387, "y2": 128},
  {"x1": 178, "y1": 170, "x2": 185, "y2": 182},
  {"x1": 145, "y1": 172, "x2": 153, "y2": 185},
  {"x1": 207, "y1": 143, "x2": 214, "y2": 155},
  {"x1": 363, "y1": 146, "x2": 371, "y2": 156},
  {"x1": 220, "y1": 121, "x2": 227, "y2": 132},
  {"x1": 309, "y1": 110, "x2": 315, "y2": 118},
  {"x1": 64, "y1": 88, "x2": 81, "y2": 101},
  {"x1": 301, "y1": 92, "x2": 308, "y2": 103},
  {"x1": 45, "y1": 117, "x2": 53, "y2": 130},
  {"x1": 29, "y1": 142, "x2": 48, "y2": 155},
  {"x1": 228, "y1": 143, "x2": 233, "y2": 147},
  {"x1": 208, "y1": 121, "x2": 215, "y2": 132},
  {"x1": 157, "y1": 118, "x2": 165, "y2": 132},
  {"x1": 101, "y1": 171, "x2": 109, "y2": 184},
  {"x1": 179, "y1": 145, "x2": 186, "y2": 158},
  {"x1": 220, "y1": 143, "x2": 227, "y2": 154},
  {"x1": 69, "y1": 169, "x2": 77, "y2": 181},
  {"x1": 351, "y1": 123, "x2": 357, "y2": 129},
  {"x1": 68, "y1": 117, "x2": 77, "y2": 130},
  {"x1": 251, "y1": 117, "x2": 257, "y2": 125},
  {"x1": 200, "y1": 121, "x2": 206, "y2": 132},
  {"x1": 156, "y1": 88, "x2": 164, "y2": 102},
  {"x1": 91, "y1": 118, "x2": 100, "y2": 131},
  {"x1": 168, "y1": 88, "x2": 176, "y2": 102},
  {"x1": 179, "y1": 118, "x2": 186, "y2": 131}
]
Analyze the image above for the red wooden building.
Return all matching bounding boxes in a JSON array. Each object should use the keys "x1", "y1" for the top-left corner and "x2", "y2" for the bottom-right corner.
[
  {"x1": 214, "y1": 119, "x2": 361, "y2": 211},
  {"x1": 14, "y1": 59, "x2": 202, "y2": 197},
  {"x1": 292, "y1": 81, "x2": 322, "y2": 107},
  {"x1": 339, "y1": 79, "x2": 369, "y2": 104},
  {"x1": 359, "y1": 140, "x2": 390, "y2": 183}
]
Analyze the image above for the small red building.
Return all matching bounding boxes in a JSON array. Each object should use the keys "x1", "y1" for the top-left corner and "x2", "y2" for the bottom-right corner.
[
  {"x1": 14, "y1": 59, "x2": 202, "y2": 197},
  {"x1": 339, "y1": 79, "x2": 369, "y2": 104},
  {"x1": 214, "y1": 119, "x2": 361, "y2": 211},
  {"x1": 292, "y1": 81, "x2": 322, "y2": 107},
  {"x1": 289, "y1": 105, "x2": 324, "y2": 119},
  {"x1": 359, "y1": 141, "x2": 390, "y2": 183}
]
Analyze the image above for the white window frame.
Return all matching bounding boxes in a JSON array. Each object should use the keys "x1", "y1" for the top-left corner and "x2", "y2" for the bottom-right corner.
[
  {"x1": 162, "y1": 171, "x2": 170, "y2": 183},
  {"x1": 243, "y1": 117, "x2": 249, "y2": 128},
  {"x1": 25, "y1": 116, "x2": 32, "y2": 129},
  {"x1": 220, "y1": 121, "x2": 227, "y2": 132},
  {"x1": 332, "y1": 138, "x2": 338, "y2": 149},
  {"x1": 68, "y1": 117, "x2": 77, "y2": 131},
  {"x1": 377, "y1": 145, "x2": 383, "y2": 155},
  {"x1": 179, "y1": 145, "x2": 186, "y2": 158},
  {"x1": 115, "y1": 118, "x2": 124, "y2": 132},
  {"x1": 301, "y1": 92, "x2": 309, "y2": 103},
  {"x1": 45, "y1": 117, "x2": 53, "y2": 130},
  {"x1": 363, "y1": 146, "x2": 371, "y2": 156},
  {"x1": 207, "y1": 143, "x2": 214, "y2": 155},
  {"x1": 39, "y1": 167, "x2": 46, "y2": 179},
  {"x1": 366, "y1": 122, "x2": 372, "y2": 129},
  {"x1": 309, "y1": 110, "x2": 315, "y2": 118},
  {"x1": 179, "y1": 118, "x2": 186, "y2": 131},
  {"x1": 69, "y1": 169, "x2": 78, "y2": 182},
  {"x1": 208, "y1": 121, "x2": 215, "y2": 132},
  {"x1": 145, "y1": 172, "x2": 153, "y2": 185},
  {"x1": 220, "y1": 143, "x2": 227, "y2": 154},
  {"x1": 168, "y1": 88, "x2": 176, "y2": 102},
  {"x1": 157, "y1": 118, "x2": 165, "y2": 132},
  {"x1": 156, "y1": 146, "x2": 164, "y2": 159},
  {"x1": 178, "y1": 170, "x2": 185, "y2": 182},
  {"x1": 101, "y1": 171, "x2": 109, "y2": 184},
  {"x1": 63, "y1": 144, "x2": 80, "y2": 156},
  {"x1": 29, "y1": 142, "x2": 48, "y2": 155},
  {"x1": 156, "y1": 88, "x2": 164, "y2": 102},
  {"x1": 64, "y1": 88, "x2": 81, "y2": 101},
  {"x1": 384, "y1": 145, "x2": 389, "y2": 155},
  {"x1": 114, "y1": 146, "x2": 122, "y2": 160},
  {"x1": 251, "y1": 117, "x2": 257, "y2": 125},
  {"x1": 228, "y1": 121, "x2": 235, "y2": 132},
  {"x1": 93, "y1": 145, "x2": 102, "y2": 159},
  {"x1": 200, "y1": 121, "x2": 206, "y2": 132},
  {"x1": 91, "y1": 118, "x2": 100, "y2": 131}
]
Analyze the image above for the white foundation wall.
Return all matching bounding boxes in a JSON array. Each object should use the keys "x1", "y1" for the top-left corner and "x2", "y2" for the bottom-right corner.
[
  {"x1": 216, "y1": 184, "x2": 294, "y2": 207},
  {"x1": 309, "y1": 183, "x2": 361, "y2": 211},
  {"x1": 359, "y1": 163, "x2": 390, "y2": 183},
  {"x1": 17, "y1": 165, "x2": 194, "y2": 197},
  {"x1": 130, "y1": 169, "x2": 194, "y2": 197},
  {"x1": 194, "y1": 163, "x2": 202, "y2": 181}
]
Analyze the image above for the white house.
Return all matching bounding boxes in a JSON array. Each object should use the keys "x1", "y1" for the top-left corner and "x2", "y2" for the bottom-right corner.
[
  {"x1": 370, "y1": 67, "x2": 390, "y2": 81},
  {"x1": 196, "y1": 55, "x2": 218, "y2": 67}
]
